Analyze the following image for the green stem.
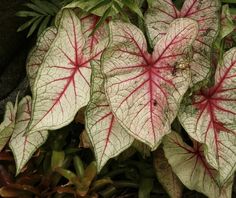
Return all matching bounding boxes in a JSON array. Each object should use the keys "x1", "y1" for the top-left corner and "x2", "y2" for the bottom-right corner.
[
  {"x1": 113, "y1": 180, "x2": 139, "y2": 188},
  {"x1": 99, "y1": 186, "x2": 117, "y2": 198},
  {"x1": 105, "y1": 168, "x2": 127, "y2": 177}
]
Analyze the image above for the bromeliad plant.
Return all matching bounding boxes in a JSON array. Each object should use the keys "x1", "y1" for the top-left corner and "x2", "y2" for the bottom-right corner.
[{"x1": 1, "y1": 0, "x2": 236, "y2": 197}]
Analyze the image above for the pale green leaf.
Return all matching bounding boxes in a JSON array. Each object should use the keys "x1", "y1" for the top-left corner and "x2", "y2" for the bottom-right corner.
[{"x1": 51, "y1": 150, "x2": 65, "y2": 170}]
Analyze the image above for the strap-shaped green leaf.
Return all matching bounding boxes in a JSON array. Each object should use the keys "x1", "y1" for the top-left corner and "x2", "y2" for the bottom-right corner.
[
  {"x1": 86, "y1": 0, "x2": 111, "y2": 14},
  {"x1": 31, "y1": 0, "x2": 58, "y2": 15},
  {"x1": 121, "y1": 0, "x2": 143, "y2": 19},
  {"x1": 16, "y1": 10, "x2": 40, "y2": 17},
  {"x1": 37, "y1": 15, "x2": 51, "y2": 36},
  {"x1": 17, "y1": 17, "x2": 39, "y2": 32},
  {"x1": 24, "y1": 3, "x2": 48, "y2": 15},
  {"x1": 27, "y1": 16, "x2": 44, "y2": 37}
]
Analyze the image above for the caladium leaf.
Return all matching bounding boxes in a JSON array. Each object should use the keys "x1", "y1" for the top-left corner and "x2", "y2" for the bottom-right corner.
[
  {"x1": 80, "y1": 14, "x2": 108, "y2": 55},
  {"x1": 86, "y1": 61, "x2": 134, "y2": 171},
  {"x1": 219, "y1": 5, "x2": 235, "y2": 40},
  {"x1": 102, "y1": 19, "x2": 198, "y2": 149},
  {"x1": 27, "y1": 9, "x2": 108, "y2": 134},
  {"x1": 9, "y1": 96, "x2": 48, "y2": 175},
  {"x1": 0, "y1": 98, "x2": 18, "y2": 151},
  {"x1": 145, "y1": 0, "x2": 220, "y2": 84},
  {"x1": 178, "y1": 48, "x2": 236, "y2": 184},
  {"x1": 26, "y1": 27, "x2": 57, "y2": 90},
  {"x1": 153, "y1": 147, "x2": 183, "y2": 198},
  {"x1": 163, "y1": 132, "x2": 233, "y2": 198}
]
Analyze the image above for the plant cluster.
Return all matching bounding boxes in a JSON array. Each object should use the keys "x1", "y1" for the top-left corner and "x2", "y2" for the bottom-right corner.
[{"x1": 1, "y1": 0, "x2": 236, "y2": 197}]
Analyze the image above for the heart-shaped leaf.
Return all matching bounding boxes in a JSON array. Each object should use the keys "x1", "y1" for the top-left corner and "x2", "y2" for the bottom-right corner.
[
  {"x1": 163, "y1": 132, "x2": 233, "y2": 198},
  {"x1": 86, "y1": 61, "x2": 134, "y2": 171},
  {"x1": 178, "y1": 48, "x2": 236, "y2": 184},
  {"x1": 0, "y1": 99, "x2": 18, "y2": 151},
  {"x1": 219, "y1": 5, "x2": 235, "y2": 40},
  {"x1": 102, "y1": 18, "x2": 198, "y2": 149},
  {"x1": 27, "y1": 10, "x2": 108, "y2": 134},
  {"x1": 26, "y1": 27, "x2": 57, "y2": 90},
  {"x1": 145, "y1": 0, "x2": 220, "y2": 84},
  {"x1": 9, "y1": 96, "x2": 48, "y2": 175}
]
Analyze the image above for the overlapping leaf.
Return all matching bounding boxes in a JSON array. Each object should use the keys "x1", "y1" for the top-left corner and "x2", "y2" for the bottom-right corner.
[
  {"x1": 153, "y1": 147, "x2": 183, "y2": 198},
  {"x1": 26, "y1": 27, "x2": 57, "y2": 89},
  {"x1": 178, "y1": 48, "x2": 236, "y2": 184},
  {"x1": 102, "y1": 19, "x2": 198, "y2": 149},
  {"x1": 219, "y1": 5, "x2": 235, "y2": 40},
  {"x1": 55, "y1": 0, "x2": 111, "y2": 20},
  {"x1": 9, "y1": 96, "x2": 48, "y2": 175},
  {"x1": 86, "y1": 61, "x2": 134, "y2": 171},
  {"x1": 27, "y1": 9, "x2": 108, "y2": 134},
  {"x1": 0, "y1": 100, "x2": 18, "y2": 151},
  {"x1": 163, "y1": 132, "x2": 233, "y2": 198},
  {"x1": 145, "y1": 0, "x2": 219, "y2": 84}
]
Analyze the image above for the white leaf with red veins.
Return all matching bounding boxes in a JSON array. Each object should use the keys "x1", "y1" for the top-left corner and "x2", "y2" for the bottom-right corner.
[
  {"x1": 102, "y1": 19, "x2": 198, "y2": 149},
  {"x1": 81, "y1": 14, "x2": 109, "y2": 66},
  {"x1": 27, "y1": 10, "x2": 108, "y2": 134},
  {"x1": 0, "y1": 99, "x2": 18, "y2": 151},
  {"x1": 178, "y1": 48, "x2": 236, "y2": 184},
  {"x1": 86, "y1": 61, "x2": 134, "y2": 171},
  {"x1": 9, "y1": 96, "x2": 48, "y2": 175},
  {"x1": 145, "y1": 0, "x2": 220, "y2": 84},
  {"x1": 26, "y1": 27, "x2": 57, "y2": 90},
  {"x1": 163, "y1": 132, "x2": 234, "y2": 198}
]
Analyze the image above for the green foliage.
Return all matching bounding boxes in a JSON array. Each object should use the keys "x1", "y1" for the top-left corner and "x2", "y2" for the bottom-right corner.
[
  {"x1": 16, "y1": 0, "x2": 72, "y2": 37},
  {"x1": 17, "y1": 0, "x2": 144, "y2": 37}
]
